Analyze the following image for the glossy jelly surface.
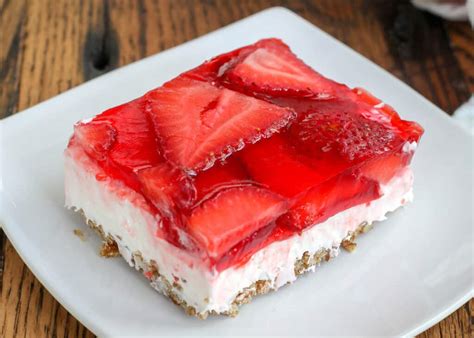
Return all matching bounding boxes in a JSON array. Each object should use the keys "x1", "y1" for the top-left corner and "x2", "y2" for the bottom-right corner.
[{"x1": 69, "y1": 39, "x2": 423, "y2": 271}]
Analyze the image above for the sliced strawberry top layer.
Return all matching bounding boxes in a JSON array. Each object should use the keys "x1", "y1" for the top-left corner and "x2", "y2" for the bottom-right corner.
[
  {"x1": 352, "y1": 88, "x2": 424, "y2": 143},
  {"x1": 73, "y1": 99, "x2": 162, "y2": 192},
  {"x1": 223, "y1": 39, "x2": 347, "y2": 99},
  {"x1": 289, "y1": 100, "x2": 400, "y2": 162},
  {"x1": 193, "y1": 156, "x2": 250, "y2": 202},
  {"x1": 239, "y1": 134, "x2": 331, "y2": 198},
  {"x1": 69, "y1": 38, "x2": 424, "y2": 271},
  {"x1": 188, "y1": 186, "x2": 288, "y2": 259},
  {"x1": 146, "y1": 76, "x2": 295, "y2": 173},
  {"x1": 74, "y1": 121, "x2": 116, "y2": 161},
  {"x1": 94, "y1": 99, "x2": 162, "y2": 171},
  {"x1": 137, "y1": 164, "x2": 196, "y2": 213}
]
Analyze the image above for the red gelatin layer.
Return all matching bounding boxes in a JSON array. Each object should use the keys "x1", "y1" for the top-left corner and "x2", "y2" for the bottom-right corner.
[{"x1": 68, "y1": 38, "x2": 423, "y2": 271}]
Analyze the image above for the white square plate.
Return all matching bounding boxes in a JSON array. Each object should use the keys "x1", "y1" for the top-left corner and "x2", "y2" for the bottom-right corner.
[{"x1": 2, "y1": 7, "x2": 472, "y2": 337}]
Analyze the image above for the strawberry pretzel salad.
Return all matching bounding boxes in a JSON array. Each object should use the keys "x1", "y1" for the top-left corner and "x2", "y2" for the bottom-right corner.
[{"x1": 65, "y1": 39, "x2": 423, "y2": 318}]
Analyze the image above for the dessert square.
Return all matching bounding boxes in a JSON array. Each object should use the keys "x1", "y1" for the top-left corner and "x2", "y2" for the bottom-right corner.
[{"x1": 65, "y1": 38, "x2": 423, "y2": 318}]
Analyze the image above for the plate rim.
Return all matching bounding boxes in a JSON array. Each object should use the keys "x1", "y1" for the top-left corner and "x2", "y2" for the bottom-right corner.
[{"x1": 1, "y1": 6, "x2": 473, "y2": 337}]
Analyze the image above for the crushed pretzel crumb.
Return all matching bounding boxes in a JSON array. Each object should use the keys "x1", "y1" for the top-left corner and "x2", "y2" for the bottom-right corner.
[
  {"x1": 73, "y1": 229, "x2": 86, "y2": 241},
  {"x1": 100, "y1": 240, "x2": 120, "y2": 257},
  {"x1": 341, "y1": 239, "x2": 357, "y2": 252}
]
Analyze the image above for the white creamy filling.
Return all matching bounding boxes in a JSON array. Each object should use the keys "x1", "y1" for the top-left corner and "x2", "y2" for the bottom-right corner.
[
  {"x1": 65, "y1": 145, "x2": 414, "y2": 314},
  {"x1": 403, "y1": 141, "x2": 418, "y2": 153}
]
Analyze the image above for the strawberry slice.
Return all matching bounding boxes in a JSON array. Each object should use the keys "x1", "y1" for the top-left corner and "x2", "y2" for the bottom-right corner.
[
  {"x1": 74, "y1": 121, "x2": 116, "y2": 160},
  {"x1": 146, "y1": 76, "x2": 295, "y2": 173},
  {"x1": 95, "y1": 99, "x2": 161, "y2": 170},
  {"x1": 193, "y1": 156, "x2": 249, "y2": 202},
  {"x1": 352, "y1": 87, "x2": 398, "y2": 119},
  {"x1": 224, "y1": 38, "x2": 345, "y2": 99},
  {"x1": 137, "y1": 164, "x2": 196, "y2": 248},
  {"x1": 188, "y1": 186, "x2": 288, "y2": 258},
  {"x1": 137, "y1": 163, "x2": 196, "y2": 216},
  {"x1": 360, "y1": 151, "x2": 410, "y2": 183},
  {"x1": 289, "y1": 99, "x2": 402, "y2": 162},
  {"x1": 278, "y1": 172, "x2": 381, "y2": 230},
  {"x1": 79, "y1": 99, "x2": 162, "y2": 193},
  {"x1": 184, "y1": 43, "x2": 255, "y2": 82},
  {"x1": 353, "y1": 88, "x2": 424, "y2": 143},
  {"x1": 239, "y1": 134, "x2": 333, "y2": 198}
]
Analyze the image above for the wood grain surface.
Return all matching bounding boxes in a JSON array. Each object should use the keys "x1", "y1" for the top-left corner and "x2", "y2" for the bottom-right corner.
[{"x1": 1, "y1": 1, "x2": 473, "y2": 337}]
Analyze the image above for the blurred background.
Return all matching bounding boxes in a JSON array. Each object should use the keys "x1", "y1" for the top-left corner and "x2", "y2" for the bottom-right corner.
[{"x1": 1, "y1": 1, "x2": 473, "y2": 337}]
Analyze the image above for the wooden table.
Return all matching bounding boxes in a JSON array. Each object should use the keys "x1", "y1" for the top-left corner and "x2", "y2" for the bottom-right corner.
[{"x1": 1, "y1": 1, "x2": 473, "y2": 337}]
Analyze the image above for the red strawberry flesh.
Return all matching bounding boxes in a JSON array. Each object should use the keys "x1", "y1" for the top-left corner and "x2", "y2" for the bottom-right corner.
[
  {"x1": 288, "y1": 99, "x2": 401, "y2": 162},
  {"x1": 74, "y1": 121, "x2": 116, "y2": 160},
  {"x1": 278, "y1": 173, "x2": 381, "y2": 231},
  {"x1": 188, "y1": 187, "x2": 288, "y2": 259},
  {"x1": 146, "y1": 76, "x2": 295, "y2": 173},
  {"x1": 137, "y1": 164, "x2": 196, "y2": 213},
  {"x1": 193, "y1": 156, "x2": 250, "y2": 202},
  {"x1": 95, "y1": 99, "x2": 162, "y2": 170},
  {"x1": 137, "y1": 164, "x2": 196, "y2": 246},
  {"x1": 224, "y1": 38, "x2": 348, "y2": 99}
]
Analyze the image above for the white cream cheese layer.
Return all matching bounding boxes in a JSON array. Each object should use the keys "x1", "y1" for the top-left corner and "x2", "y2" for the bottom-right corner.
[{"x1": 65, "y1": 144, "x2": 414, "y2": 314}]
